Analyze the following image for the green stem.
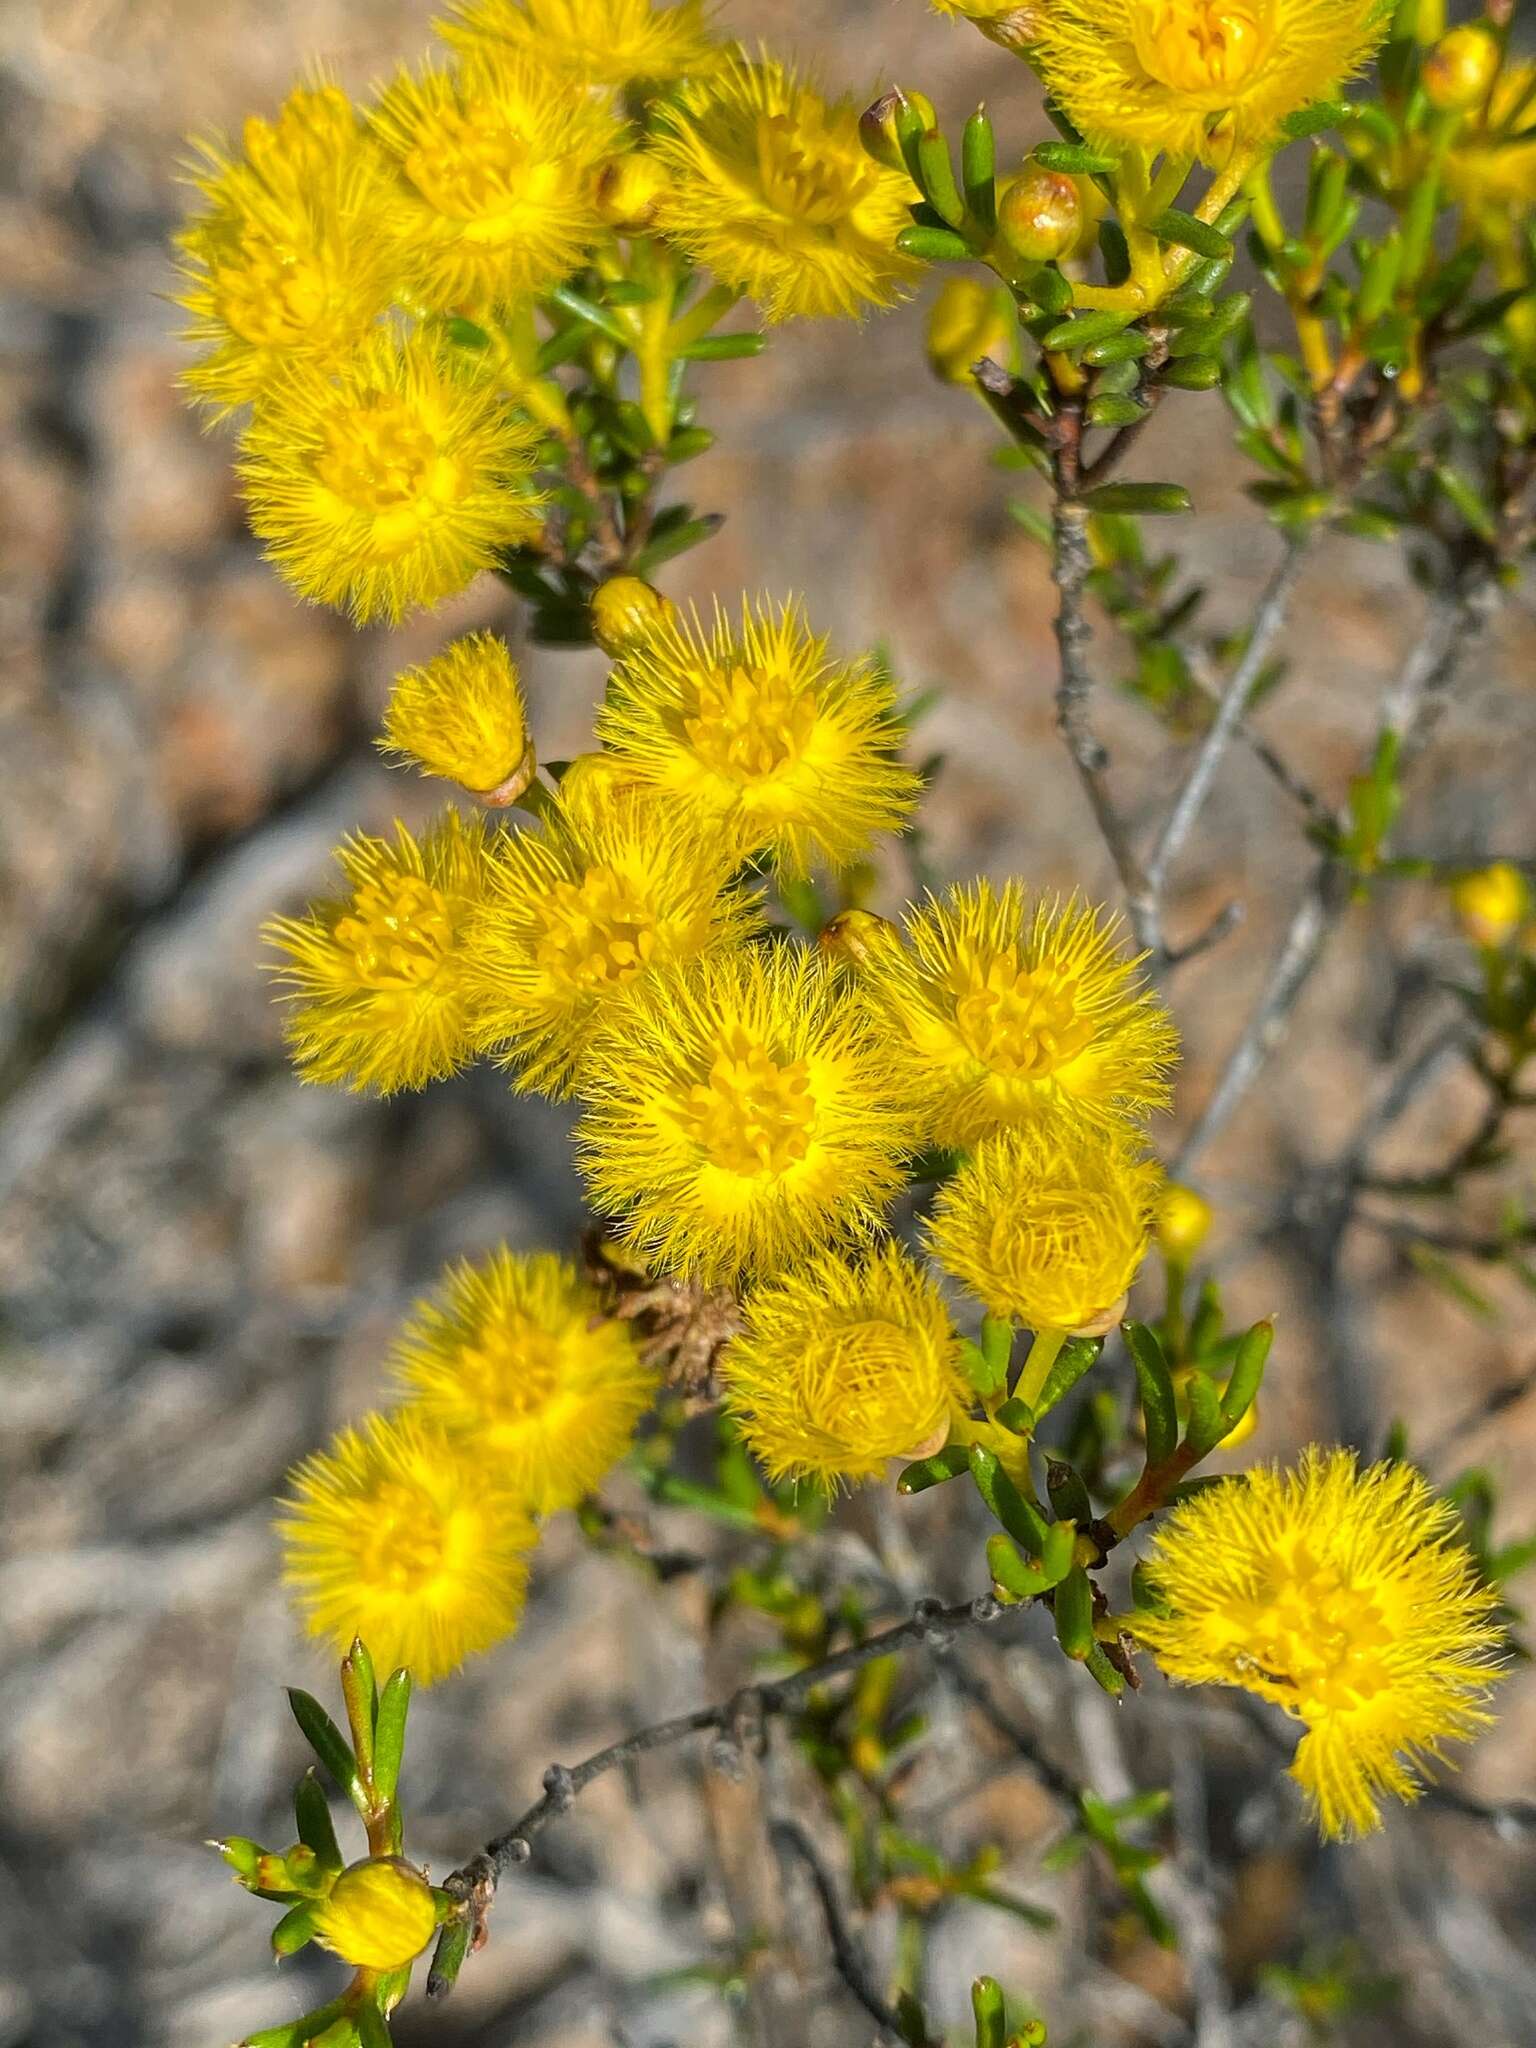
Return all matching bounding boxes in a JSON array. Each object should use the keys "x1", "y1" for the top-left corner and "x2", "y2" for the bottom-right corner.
[{"x1": 1017, "y1": 1327, "x2": 1069, "y2": 1412}]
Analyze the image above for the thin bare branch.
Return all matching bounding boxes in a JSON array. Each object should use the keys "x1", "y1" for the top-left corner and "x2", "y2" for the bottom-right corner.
[{"x1": 772, "y1": 1818, "x2": 913, "y2": 2044}]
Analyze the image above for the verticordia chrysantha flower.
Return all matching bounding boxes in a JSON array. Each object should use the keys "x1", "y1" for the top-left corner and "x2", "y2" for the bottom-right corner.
[
  {"x1": 650, "y1": 54, "x2": 919, "y2": 320},
  {"x1": 280, "y1": 1408, "x2": 536, "y2": 1685},
  {"x1": 1450, "y1": 862, "x2": 1530, "y2": 950},
  {"x1": 722, "y1": 1243, "x2": 967, "y2": 1488},
  {"x1": 1445, "y1": 66, "x2": 1536, "y2": 234},
  {"x1": 312, "y1": 1860, "x2": 439, "y2": 1970},
  {"x1": 393, "y1": 1248, "x2": 657, "y2": 1512},
  {"x1": 595, "y1": 596, "x2": 921, "y2": 876},
  {"x1": 576, "y1": 945, "x2": 915, "y2": 1285},
  {"x1": 467, "y1": 785, "x2": 761, "y2": 1096},
  {"x1": 369, "y1": 52, "x2": 621, "y2": 304},
  {"x1": 1133, "y1": 1448, "x2": 1506, "y2": 1839},
  {"x1": 265, "y1": 810, "x2": 492, "y2": 1094},
  {"x1": 380, "y1": 631, "x2": 534, "y2": 799},
  {"x1": 176, "y1": 84, "x2": 400, "y2": 416},
  {"x1": 238, "y1": 330, "x2": 542, "y2": 623},
  {"x1": 439, "y1": 0, "x2": 718, "y2": 89},
  {"x1": 855, "y1": 883, "x2": 1178, "y2": 1148},
  {"x1": 926, "y1": 1119, "x2": 1163, "y2": 1332},
  {"x1": 1027, "y1": 0, "x2": 1388, "y2": 165}
]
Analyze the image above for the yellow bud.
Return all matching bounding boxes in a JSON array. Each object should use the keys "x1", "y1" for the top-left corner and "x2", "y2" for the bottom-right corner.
[
  {"x1": 1218, "y1": 1397, "x2": 1259, "y2": 1451},
  {"x1": 1157, "y1": 1183, "x2": 1213, "y2": 1261},
  {"x1": 819, "y1": 908, "x2": 901, "y2": 969},
  {"x1": 1422, "y1": 25, "x2": 1501, "y2": 112},
  {"x1": 925, "y1": 277, "x2": 1014, "y2": 384},
  {"x1": 380, "y1": 631, "x2": 535, "y2": 805},
  {"x1": 590, "y1": 575, "x2": 678, "y2": 655},
  {"x1": 312, "y1": 1858, "x2": 438, "y2": 1972},
  {"x1": 996, "y1": 164, "x2": 1082, "y2": 265},
  {"x1": 1451, "y1": 862, "x2": 1529, "y2": 948},
  {"x1": 595, "y1": 152, "x2": 672, "y2": 233}
]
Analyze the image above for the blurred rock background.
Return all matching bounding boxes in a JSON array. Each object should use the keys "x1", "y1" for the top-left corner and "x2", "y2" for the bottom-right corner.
[{"x1": 2, "y1": 3, "x2": 1535, "y2": 2045}]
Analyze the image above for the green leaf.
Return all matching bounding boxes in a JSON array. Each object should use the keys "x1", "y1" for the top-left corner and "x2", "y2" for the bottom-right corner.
[
  {"x1": 1432, "y1": 464, "x2": 1498, "y2": 544},
  {"x1": 1126, "y1": 1322, "x2": 1177, "y2": 1464},
  {"x1": 1041, "y1": 309, "x2": 1134, "y2": 353},
  {"x1": 677, "y1": 332, "x2": 765, "y2": 361},
  {"x1": 1084, "y1": 328, "x2": 1150, "y2": 366},
  {"x1": 1084, "y1": 1642, "x2": 1128, "y2": 1696},
  {"x1": 981, "y1": 1314, "x2": 1014, "y2": 1378},
  {"x1": 243, "y1": 2002, "x2": 350, "y2": 2048},
  {"x1": 1220, "y1": 1318, "x2": 1273, "y2": 1433},
  {"x1": 340, "y1": 1640, "x2": 377, "y2": 1777},
  {"x1": 969, "y1": 1442, "x2": 1050, "y2": 1551},
  {"x1": 1085, "y1": 393, "x2": 1149, "y2": 427},
  {"x1": 355, "y1": 2005, "x2": 392, "y2": 2048},
  {"x1": 1147, "y1": 208, "x2": 1232, "y2": 260},
  {"x1": 1160, "y1": 356, "x2": 1221, "y2": 391},
  {"x1": 548, "y1": 283, "x2": 633, "y2": 347},
  {"x1": 1034, "y1": 139, "x2": 1118, "y2": 174},
  {"x1": 428, "y1": 1914, "x2": 473, "y2": 1998},
  {"x1": 962, "y1": 109, "x2": 997, "y2": 235},
  {"x1": 293, "y1": 1770, "x2": 343, "y2": 1874},
  {"x1": 1034, "y1": 1335, "x2": 1102, "y2": 1417},
  {"x1": 917, "y1": 128, "x2": 966, "y2": 227},
  {"x1": 1046, "y1": 1458, "x2": 1093, "y2": 1525},
  {"x1": 1053, "y1": 1567, "x2": 1096, "y2": 1660},
  {"x1": 898, "y1": 1441, "x2": 972, "y2": 1494},
  {"x1": 972, "y1": 1975, "x2": 1008, "y2": 2048},
  {"x1": 445, "y1": 316, "x2": 490, "y2": 350},
  {"x1": 1080, "y1": 481, "x2": 1192, "y2": 515},
  {"x1": 960, "y1": 1337, "x2": 1009, "y2": 1399},
  {"x1": 1041, "y1": 1519, "x2": 1078, "y2": 1586},
  {"x1": 993, "y1": 1395, "x2": 1034, "y2": 1433},
  {"x1": 270, "y1": 1900, "x2": 321, "y2": 1957},
  {"x1": 1022, "y1": 264, "x2": 1073, "y2": 317},
  {"x1": 1281, "y1": 99, "x2": 1349, "y2": 138},
  {"x1": 373, "y1": 1668, "x2": 412, "y2": 1809},
  {"x1": 988, "y1": 1532, "x2": 1052, "y2": 1600},
  {"x1": 897, "y1": 223, "x2": 972, "y2": 262},
  {"x1": 631, "y1": 512, "x2": 723, "y2": 575},
  {"x1": 286, "y1": 1690, "x2": 361, "y2": 1806},
  {"x1": 1183, "y1": 1373, "x2": 1227, "y2": 1459}
]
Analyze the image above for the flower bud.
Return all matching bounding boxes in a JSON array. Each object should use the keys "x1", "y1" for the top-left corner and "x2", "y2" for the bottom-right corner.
[
  {"x1": 380, "y1": 631, "x2": 534, "y2": 805},
  {"x1": 819, "y1": 908, "x2": 901, "y2": 970},
  {"x1": 925, "y1": 277, "x2": 1014, "y2": 384},
  {"x1": 1156, "y1": 1183, "x2": 1213, "y2": 1260},
  {"x1": 595, "y1": 151, "x2": 671, "y2": 233},
  {"x1": 590, "y1": 574, "x2": 678, "y2": 656},
  {"x1": 858, "y1": 87, "x2": 934, "y2": 172},
  {"x1": 1451, "y1": 862, "x2": 1529, "y2": 948},
  {"x1": 312, "y1": 1858, "x2": 438, "y2": 1972},
  {"x1": 996, "y1": 163, "x2": 1082, "y2": 265},
  {"x1": 936, "y1": 0, "x2": 1042, "y2": 45},
  {"x1": 1422, "y1": 25, "x2": 1501, "y2": 112}
]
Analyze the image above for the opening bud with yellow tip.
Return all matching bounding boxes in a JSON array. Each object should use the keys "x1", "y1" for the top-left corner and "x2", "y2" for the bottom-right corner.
[
  {"x1": 1451, "y1": 862, "x2": 1529, "y2": 948},
  {"x1": 1156, "y1": 1182, "x2": 1213, "y2": 1260},
  {"x1": 926, "y1": 277, "x2": 1015, "y2": 384},
  {"x1": 1423, "y1": 24, "x2": 1501, "y2": 111},
  {"x1": 596, "y1": 151, "x2": 672, "y2": 233},
  {"x1": 379, "y1": 631, "x2": 535, "y2": 806},
  {"x1": 590, "y1": 574, "x2": 678, "y2": 656},
  {"x1": 311, "y1": 1857, "x2": 439, "y2": 1971},
  {"x1": 996, "y1": 164, "x2": 1082, "y2": 265}
]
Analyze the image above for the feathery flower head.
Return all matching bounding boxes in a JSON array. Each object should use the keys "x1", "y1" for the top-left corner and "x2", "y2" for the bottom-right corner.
[
  {"x1": 380, "y1": 630, "x2": 534, "y2": 800},
  {"x1": 1133, "y1": 1448, "x2": 1506, "y2": 1838},
  {"x1": 312, "y1": 1859, "x2": 439, "y2": 1971},
  {"x1": 856, "y1": 883, "x2": 1178, "y2": 1148},
  {"x1": 280, "y1": 1408, "x2": 536, "y2": 1686},
  {"x1": 576, "y1": 945, "x2": 915, "y2": 1284},
  {"x1": 722, "y1": 1243, "x2": 966, "y2": 1488},
  {"x1": 393, "y1": 1248, "x2": 656, "y2": 1511},
  {"x1": 467, "y1": 786, "x2": 759, "y2": 1096},
  {"x1": 1027, "y1": 0, "x2": 1387, "y2": 165},
  {"x1": 596, "y1": 597, "x2": 921, "y2": 876},
  {"x1": 927, "y1": 1119, "x2": 1162, "y2": 1331},
  {"x1": 370, "y1": 52, "x2": 622, "y2": 304},
  {"x1": 266, "y1": 810, "x2": 492, "y2": 1094},
  {"x1": 239, "y1": 330, "x2": 542, "y2": 624},
  {"x1": 177, "y1": 85, "x2": 400, "y2": 416},
  {"x1": 440, "y1": 0, "x2": 719, "y2": 89},
  {"x1": 651, "y1": 54, "x2": 920, "y2": 321},
  {"x1": 1451, "y1": 862, "x2": 1530, "y2": 949}
]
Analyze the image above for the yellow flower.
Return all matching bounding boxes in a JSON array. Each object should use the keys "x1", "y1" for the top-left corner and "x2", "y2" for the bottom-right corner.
[
  {"x1": 926, "y1": 1120, "x2": 1162, "y2": 1332},
  {"x1": 266, "y1": 810, "x2": 492, "y2": 1095},
  {"x1": 589, "y1": 574, "x2": 679, "y2": 655},
  {"x1": 380, "y1": 631, "x2": 534, "y2": 799},
  {"x1": 1028, "y1": 0, "x2": 1387, "y2": 165},
  {"x1": 925, "y1": 276, "x2": 1016, "y2": 384},
  {"x1": 1156, "y1": 1180, "x2": 1213, "y2": 1258},
  {"x1": 467, "y1": 787, "x2": 760, "y2": 1096},
  {"x1": 1133, "y1": 1449, "x2": 1506, "y2": 1839},
  {"x1": 722, "y1": 1243, "x2": 967, "y2": 1488},
  {"x1": 595, "y1": 597, "x2": 921, "y2": 876},
  {"x1": 1451, "y1": 862, "x2": 1530, "y2": 948},
  {"x1": 650, "y1": 54, "x2": 920, "y2": 321},
  {"x1": 440, "y1": 0, "x2": 719, "y2": 89},
  {"x1": 575, "y1": 945, "x2": 915, "y2": 1285},
  {"x1": 280, "y1": 1408, "x2": 536, "y2": 1686},
  {"x1": 176, "y1": 85, "x2": 400, "y2": 416},
  {"x1": 1445, "y1": 66, "x2": 1536, "y2": 228},
  {"x1": 238, "y1": 330, "x2": 542, "y2": 624},
  {"x1": 312, "y1": 1859, "x2": 439, "y2": 1971},
  {"x1": 855, "y1": 884, "x2": 1178, "y2": 1148},
  {"x1": 370, "y1": 52, "x2": 621, "y2": 304},
  {"x1": 393, "y1": 1248, "x2": 657, "y2": 1511}
]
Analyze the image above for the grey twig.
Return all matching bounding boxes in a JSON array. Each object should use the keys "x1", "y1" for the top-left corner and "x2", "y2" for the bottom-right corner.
[
  {"x1": 934, "y1": 1648, "x2": 1083, "y2": 1809},
  {"x1": 428, "y1": 1592, "x2": 1003, "y2": 1994},
  {"x1": 771, "y1": 1818, "x2": 911, "y2": 2043},
  {"x1": 1051, "y1": 496, "x2": 1160, "y2": 949},
  {"x1": 1165, "y1": 899, "x2": 1245, "y2": 971},
  {"x1": 1147, "y1": 538, "x2": 1310, "y2": 900}
]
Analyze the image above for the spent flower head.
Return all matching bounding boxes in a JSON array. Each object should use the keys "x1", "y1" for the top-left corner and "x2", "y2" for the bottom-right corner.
[
  {"x1": 280, "y1": 1408, "x2": 536, "y2": 1685},
  {"x1": 440, "y1": 0, "x2": 719, "y2": 89},
  {"x1": 856, "y1": 883, "x2": 1178, "y2": 1148},
  {"x1": 266, "y1": 809, "x2": 492, "y2": 1095},
  {"x1": 380, "y1": 630, "x2": 534, "y2": 799},
  {"x1": 576, "y1": 944, "x2": 916, "y2": 1284},
  {"x1": 651, "y1": 53, "x2": 919, "y2": 321},
  {"x1": 1134, "y1": 1448, "x2": 1506, "y2": 1838},
  {"x1": 238, "y1": 329, "x2": 542, "y2": 624},
  {"x1": 926, "y1": 1119, "x2": 1162, "y2": 1332},
  {"x1": 722, "y1": 1243, "x2": 966, "y2": 1488},
  {"x1": 393, "y1": 1248, "x2": 656, "y2": 1511},
  {"x1": 595, "y1": 595, "x2": 921, "y2": 876},
  {"x1": 467, "y1": 785, "x2": 761, "y2": 1096}
]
